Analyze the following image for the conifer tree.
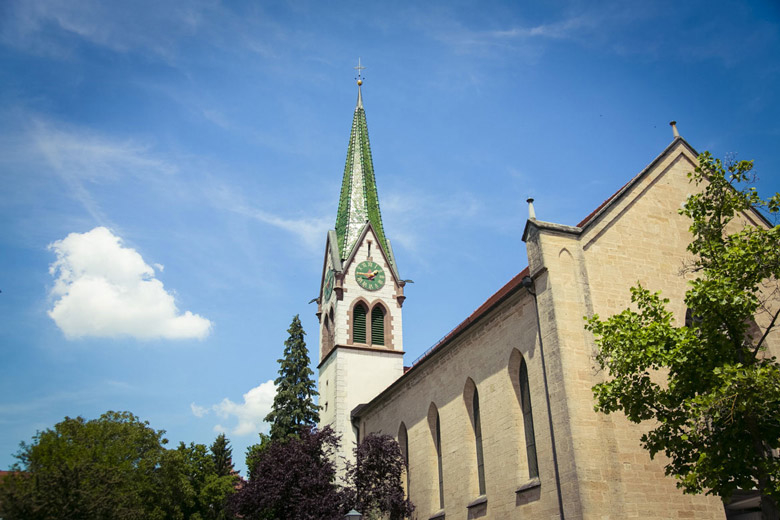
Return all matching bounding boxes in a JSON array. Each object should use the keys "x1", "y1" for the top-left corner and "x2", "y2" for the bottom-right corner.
[
  {"x1": 265, "y1": 315, "x2": 319, "y2": 440},
  {"x1": 210, "y1": 433, "x2": 234, "y2": 477}
]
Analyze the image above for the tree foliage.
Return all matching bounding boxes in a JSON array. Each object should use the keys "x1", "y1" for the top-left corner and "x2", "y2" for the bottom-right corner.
[
  {"x1": 0, "y1": 411, "x2": 236, "y2": 520},
  {"x1": 586, "y1": 152, "x2": 780, "y2": 517},
  {"x1": 229, "y1": 427, "x2": 345, "y2": 520},
  {"x1": 210, "y1": 433, "x2": 234, "y2": 478},
  {"x1": 346, "y1": 433, "x2": 414, "y2": 520},
  {"x1": 264, "y1": 314, "x2": 320, "y2": 441},
  {"x1": 244, "y1": 433, "x2": 271, "y2": 482}
]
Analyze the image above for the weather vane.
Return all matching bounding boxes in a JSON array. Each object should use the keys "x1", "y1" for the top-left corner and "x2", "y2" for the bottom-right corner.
[{"x1": 354, "y1": 58, "x2": 365, "y2": 86}]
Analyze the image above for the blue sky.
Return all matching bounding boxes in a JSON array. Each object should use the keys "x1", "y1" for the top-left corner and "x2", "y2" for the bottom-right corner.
[{"x1": 1, "y1": 0, "x2": 779, "y2": 475}]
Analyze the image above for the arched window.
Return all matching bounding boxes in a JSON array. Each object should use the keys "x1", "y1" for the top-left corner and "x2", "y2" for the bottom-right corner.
[
  {"x1": 328, "y1": 308, "x2": 335, "y2": 351},
  {"x1": 398, "y1": 422, "x2": 409, "y2": 494},
  {"x1": 353, "y1": 302, "x2": 367, "y2": 344},
  {"x1": 322, "y1": 317, "x2": 331, "y2": 353},
  {"x1": 371, "y1": 304, "x2": 385, "y2": 346},
  {"x1": 473, "y1": 388, "x2": 486, "y2": 495},
  {"x1": 428, "y1": 403, "x2": 444, "y2": 510},
  {"x1": 519, "y1": 358, "x2": 539, "y2": 479}
]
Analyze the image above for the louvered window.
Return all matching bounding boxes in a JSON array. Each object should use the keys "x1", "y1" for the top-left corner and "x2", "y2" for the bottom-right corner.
[
  {"x1": 353, "y1": 303, "x2": 367, "y2": 344},
  {"x1": 520, "y1": 358, "x2": 539, "y2": 478},
  {"x1": 371, "y1": 305, "x2": 385, "y2": 345}
]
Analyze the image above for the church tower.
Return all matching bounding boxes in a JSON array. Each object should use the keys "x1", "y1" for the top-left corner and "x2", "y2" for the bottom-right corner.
[{"x1": 317, "y1": 72, "x2": 406, "y2": 467}]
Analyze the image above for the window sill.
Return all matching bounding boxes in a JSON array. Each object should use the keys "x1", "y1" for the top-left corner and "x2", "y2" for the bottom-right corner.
[
  {"x1": 515, "y1": 477, "x2": 541, "y2": 494},
  {"x1": 467, "y1": 495, "x2": 487, "y2": 509},
  {"x1": 429, "y1": 508, "x2": 445, "y2": 520}
]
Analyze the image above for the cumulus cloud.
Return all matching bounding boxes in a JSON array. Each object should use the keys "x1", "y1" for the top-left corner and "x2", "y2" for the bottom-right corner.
[
  {"x1": 191, "y1": 380, "x2": 276, "y2": 436},
  {"x1": 48, "y1": 227, "x2": 212, "y2": 340}
]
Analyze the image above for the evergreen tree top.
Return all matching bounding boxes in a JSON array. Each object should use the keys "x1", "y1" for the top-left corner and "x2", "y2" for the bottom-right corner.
[{"x1": 265, "y1": 315, "x2": 319, "y2": 441}]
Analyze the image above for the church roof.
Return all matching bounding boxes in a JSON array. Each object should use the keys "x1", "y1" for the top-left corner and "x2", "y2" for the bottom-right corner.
[{"x1": 334, "y1": 85, "x2": 391, "y2": 263}]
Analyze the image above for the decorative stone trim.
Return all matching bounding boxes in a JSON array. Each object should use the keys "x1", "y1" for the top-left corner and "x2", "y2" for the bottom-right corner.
[
  {"x1": 429, "y1": 509, "x2": 445, "y2": 520},
  {"x1": 316, "y1": 343, "x2": 405, "y2": 369},
  {"x1": 515, "y1": 476, "x2": 541, "y2": 494}
]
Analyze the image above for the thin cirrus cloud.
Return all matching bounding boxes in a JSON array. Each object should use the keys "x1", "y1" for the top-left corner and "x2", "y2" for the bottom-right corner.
[
  {"x1": 0, "y1": 0, "x2": 212, "y2": 59},
  {"x1": 48, "y1": 226, "x2": 212, "y2": 340},
  {"x1": 191, "y1": 380, "x2": 276, "y2": 436}
]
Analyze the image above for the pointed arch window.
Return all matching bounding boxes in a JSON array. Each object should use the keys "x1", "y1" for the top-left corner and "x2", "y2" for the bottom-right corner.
[
  {"x1": 435, "y1": 410, "x2": 444, "y2": 509},
  {"x1": 428, "y1": 403, "x2": 444, "y2": 511},
  {"x1": 353, "y1": 302, "x2": 367, "y2": 344},
  {"x1": 328, "y1": 308, "x2": 335, "y2": 352},
  {"x1": 322, "y1": 318, "x2": 331, "y2": 353},
  {"x1": 398, "y1": 422, "x2": 409, "y2": 494},
  {"x1": 519, "y1": 358, "x2": 539, "y2": 479},
  {"x1": 371, "y1": 305, "x2": 385, "y2": 346},
  {"x1": 473, "y1": 388, "x2": 486, "y2": 495}
]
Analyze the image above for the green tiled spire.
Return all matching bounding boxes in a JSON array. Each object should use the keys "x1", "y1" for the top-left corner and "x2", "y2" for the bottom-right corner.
[{"x1": 334, "y1": 85, "x2": 390, "y2": 261}]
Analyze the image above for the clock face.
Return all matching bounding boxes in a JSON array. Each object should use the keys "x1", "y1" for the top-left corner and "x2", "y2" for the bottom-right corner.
[
  {"x1": 355, "y1": 260, "x2": 386, "y2": 291},
  {"x1": 323, "y1": 269, "x2": 334, "y2": 302}
]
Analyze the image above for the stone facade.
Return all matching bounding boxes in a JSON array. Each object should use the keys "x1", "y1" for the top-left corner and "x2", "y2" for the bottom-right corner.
[{"x1": 350, "y1": 137, "x2": 778, "y2": 519}]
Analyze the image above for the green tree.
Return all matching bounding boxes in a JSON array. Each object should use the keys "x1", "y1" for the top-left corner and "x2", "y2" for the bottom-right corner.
[
  {"x1": 244, "y1": 433, "x2": 271, "y2": 482},
  {"x1": 586, "y1": 153, "x2": 780, "y2": 518},
  {"x1": 0, "y1": 411, "x2": 237, "y2": 520},
  {"x1": 169, "y1": 441, "x2": 237, "y2": 520},
  {"x1": 210, "y1": 433, "x2": 234, "y2": 478},
  {"x1": 264, "y1": 314, "x2": 319, "y2": 441},
  {"x1": 0, "y1": 411, "x2": 169, "y2": 520}
]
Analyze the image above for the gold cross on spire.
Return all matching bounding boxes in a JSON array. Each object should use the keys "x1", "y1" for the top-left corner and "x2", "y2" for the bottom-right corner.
[{"x1": 354, "y1": 58, "x2": 365, "y2": 86}]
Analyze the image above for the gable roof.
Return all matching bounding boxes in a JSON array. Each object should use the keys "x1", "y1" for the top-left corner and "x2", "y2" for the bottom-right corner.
[
  {"x1": 577, "y1": 136, "x2": 698, "y2": 230},
  {"x1": 341, "y1": 220, "x2": 401, "y2": 283}
]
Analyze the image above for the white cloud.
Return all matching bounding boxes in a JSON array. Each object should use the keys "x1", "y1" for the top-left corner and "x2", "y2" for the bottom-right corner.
[
  {"x1": 12, "y1": 118, "x2": 178, "y2": 226},
  {"x1": 190, "y1": 403, "x2": 208, "y2": 418},
  {"x1": 0, "y1": 0, "x2": 213, "y2": 60},
  {"x1": 47, "y1": 226, "x2": 212, "y2": 340},
  {"x1": 210, "y1": 184, "x2": 329, "y2": 251},
  {"x1": 192, "y1": 380, "x2": 276, "y2": 436}
]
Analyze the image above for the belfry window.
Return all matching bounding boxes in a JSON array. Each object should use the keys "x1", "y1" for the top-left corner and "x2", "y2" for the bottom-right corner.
[
  {"x1": 519, "y1": 358, "x2": 539, "y2": 479},
  {"x1": 353, "y1": 302, "x2": 367, "y2": 344},
  {"x1": 371, "y1": 305, "x2": 385, "y2": 345}
]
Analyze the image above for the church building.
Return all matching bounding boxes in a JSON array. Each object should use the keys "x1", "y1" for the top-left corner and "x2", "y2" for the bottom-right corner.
[{"x1": 316, "y1": 79, "x2": 776, "y2": 519}]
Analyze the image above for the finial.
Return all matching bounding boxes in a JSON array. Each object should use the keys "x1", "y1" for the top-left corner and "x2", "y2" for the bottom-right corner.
[
  {"x1": 354, "y1": 58, "x2": 366, "y2": 86},
  {"x1": 669, "y1": 120, "x2": 680, "y2": 138},
  {"x1": 527, "y1": 198, "x2": 536, "y2": 220}
]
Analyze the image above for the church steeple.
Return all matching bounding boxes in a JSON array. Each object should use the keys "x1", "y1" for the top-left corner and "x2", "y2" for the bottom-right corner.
[
  {"x1": 334, "y1": 79, "x2": 390, "y2": 263},
  {"x1": 317, "y1": 68, "x2": 405, "y2": 475}
]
